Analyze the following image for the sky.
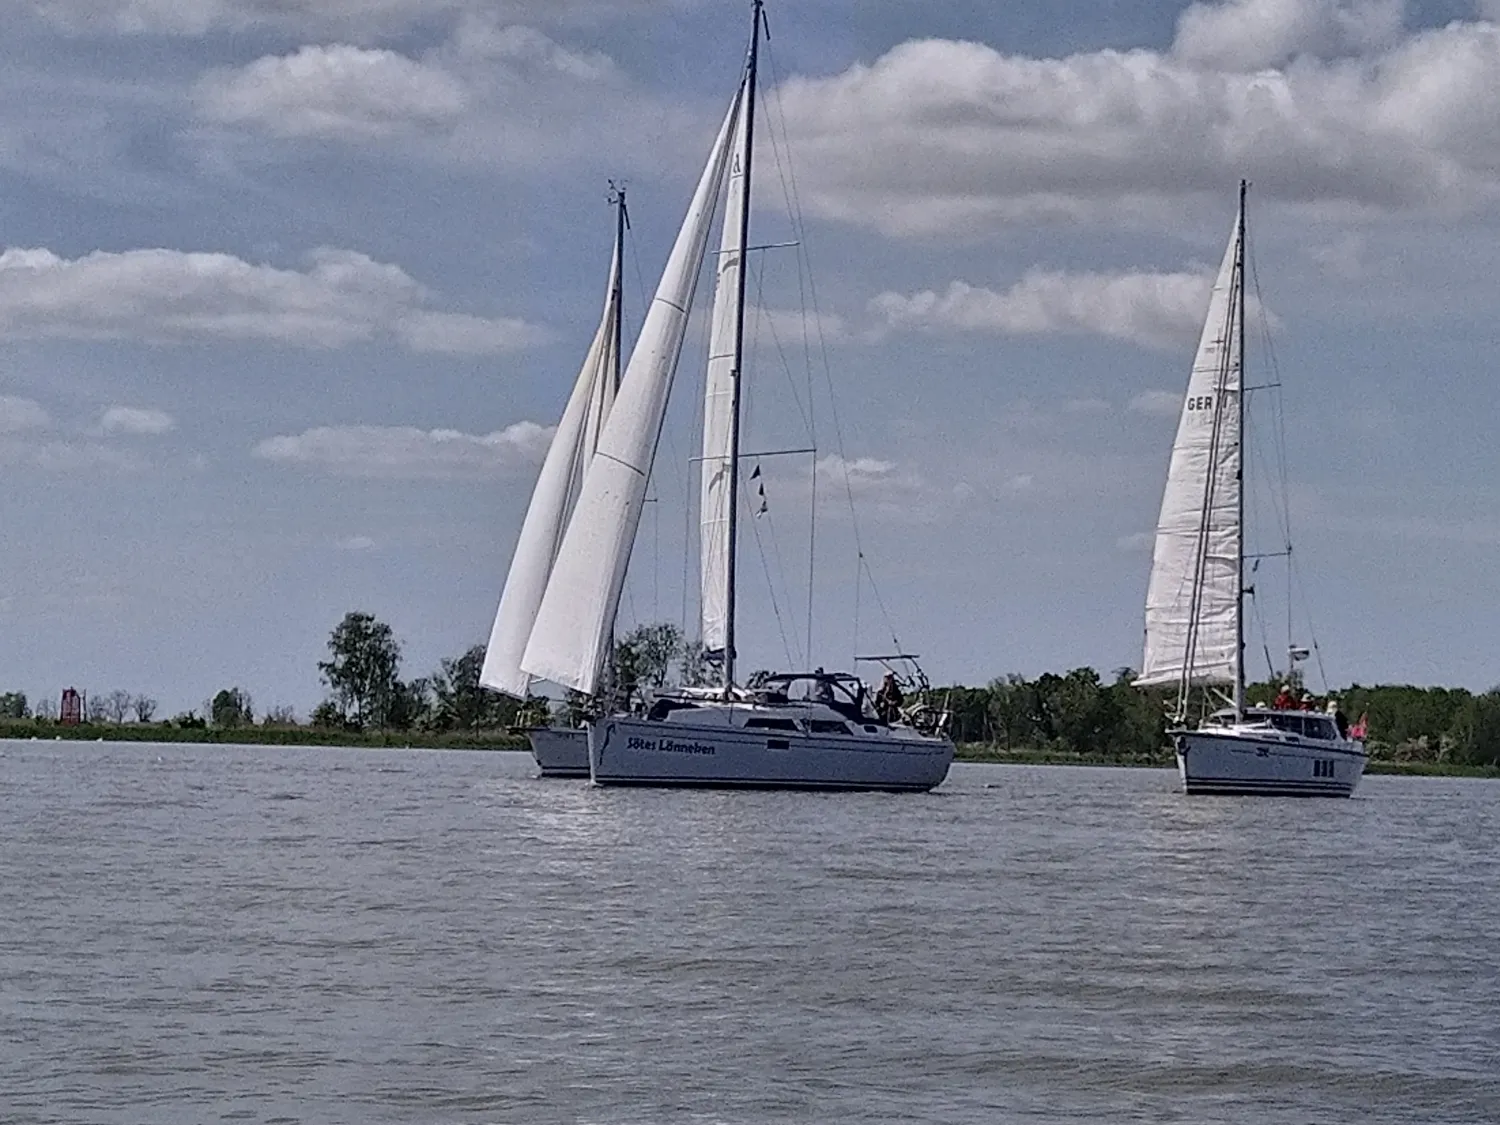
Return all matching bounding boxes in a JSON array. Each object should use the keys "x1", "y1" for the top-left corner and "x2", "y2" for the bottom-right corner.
[{"x1": 3, "y1": 0, "x2": 1500, "y2": 717}]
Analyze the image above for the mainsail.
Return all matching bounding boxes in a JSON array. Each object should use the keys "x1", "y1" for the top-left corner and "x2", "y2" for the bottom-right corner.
[
  {"x1": 522, "y1": 84, "x2": 745, "y2": 695},
  {"x1": 1139, "y1": 199, "x2": 1244, "y2": 690},
  {"x1": 480, "y1": 235, "x2": 623, "y2": 698},
  {"x1": 698, "y1": 103, "x2": 750, "y2": 658}
]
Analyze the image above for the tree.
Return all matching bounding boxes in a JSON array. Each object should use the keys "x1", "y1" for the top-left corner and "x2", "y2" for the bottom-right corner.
[
  {"x1": 0, "y1": 692, "x2": 28, "y2": 720},
  {"x1": 309, "y1": 700, "x2": 345, "y2": 729},
  {"x1": 105, "y1": 689, "x2": 133, "y2": 724},
  {"x1": 132, "y1": 695, "x2": 158, "y2": 723},
  {"x1": 614, "y1": 623, "x2": 683, "y2": 697},
  {"x1": 86, "y1": 694, "x2": 108, "y2": 723},
  {"x1": 386, "y1": 676, "x2": 432, "y2": 732},
  {"x1": 262, "y1": 704, "x2": 297, "y2": 726},
  {"x1": 211, "y1": 687, "x2": 254, "y2": 728},
  {"x1": 430, "y1": 645, "x2": 517, "y2": 731},
  {"x1": 34, "y1": 696, "x2": 58, "y2": 721},
  {"x1": 318, "y1": 611, "x2": 402, "y2": 729},
  {"x1": 678, "y1": 640, "x2": 713, "y2": 688}
]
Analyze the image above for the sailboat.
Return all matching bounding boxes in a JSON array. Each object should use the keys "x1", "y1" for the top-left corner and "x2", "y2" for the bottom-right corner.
[
  {"x1": 1138, "y1": 181, "x2": 1367, "y2": 797},
  {"x1": 521, "y1": 1, "x2": 955, "y2": 792},
  {"x1": 479, "y1": 189, "x2": 628, "y2": 777}
]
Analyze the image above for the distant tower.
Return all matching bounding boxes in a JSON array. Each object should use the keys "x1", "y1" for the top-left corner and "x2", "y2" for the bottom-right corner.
[{"x1": 60, "y1": 687, "x2": 82, "y2": 726}]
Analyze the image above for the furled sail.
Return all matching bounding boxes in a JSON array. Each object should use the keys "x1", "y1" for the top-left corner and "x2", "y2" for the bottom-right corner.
[
  {"x1": 522, "y1": 84, "x2": 745, "y2": 694},
  {"x1": 698, "y1": 103, "x2": 750, "y2": 658},
  {"x1": 1139, "y1": 201, "x2": 1244, "y2": 688},
  {"x1": 479, "y1": 237, "x2": 622, "y2": 698}
]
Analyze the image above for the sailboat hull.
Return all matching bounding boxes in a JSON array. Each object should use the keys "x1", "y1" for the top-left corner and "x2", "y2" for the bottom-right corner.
[
  {"x1": 526, "y1": 728, "x2": 590, "y2": 778},
  {"x1": 1176, "y1": 729, "x2": 1367, "y2": 797},
  {"x1": 589, "y1": 715, "x2": 953, "y2": 791}
]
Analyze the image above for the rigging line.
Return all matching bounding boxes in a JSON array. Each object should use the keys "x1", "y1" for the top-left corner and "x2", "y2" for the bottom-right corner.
[
  {"x1": 806, "y1": 452, "x2": 816, "y2": 666},
  {"x1": 756, "y1": 60, "x2": 820, "y2": 666},
  {"x1": 751, "y1": 249, "x2": 813, "y2": 434},
  {"x1": 746, "y1": 487, "x2": 797, "y2": 669},
  {"x1": 860, "y1": 553, "x2": 904, "y2": 652},
  {"x1": 766, "y1": 40, "x2": 887, "y2": 659},
  {"x1": 761, "y1": 502, "x2": 805, "y2": 668},
  {"x1": 744, "y1": 282, "x2": 806, "y2": 660},
  {"x1": 1249, "y1": 235, "x2": 1323, "y2": 682}
]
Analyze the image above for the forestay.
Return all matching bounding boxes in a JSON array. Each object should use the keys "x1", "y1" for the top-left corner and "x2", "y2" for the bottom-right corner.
[
  {"x1": 522, "y1": 84, "x2": 745, "y2": 695},
  {"x1": 1139, "y1": 202, "x2": 1244, "y2": 689},
  {"x1": 698, "y1": 104, "x2": 749, "y2": 658},
  {"x1": 480, "y1": 237, "x2": 622, "y2": 698}
]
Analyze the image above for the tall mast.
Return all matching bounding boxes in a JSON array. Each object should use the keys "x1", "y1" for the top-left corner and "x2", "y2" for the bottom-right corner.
[
  {"x1": 721, "y1": 0, "x2": 763, "y2": 695},
  {"x1": 610, "y1": 183, "x2": 627, "y2": 393},
  {"x1": 1233, "y1": 178, "x2": 1248, "y2": 718}
]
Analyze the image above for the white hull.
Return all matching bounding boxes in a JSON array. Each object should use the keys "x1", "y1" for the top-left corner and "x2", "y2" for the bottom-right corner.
[
  {"x1": 526, "y1": 728, "x2": 590, "y2": 778},
  {"x1": 589, "y1": 715, "x2": 953, "y2": 791},
  {"x1": 1176, "y1": 728, "x2": 1367, "y2": 797}
]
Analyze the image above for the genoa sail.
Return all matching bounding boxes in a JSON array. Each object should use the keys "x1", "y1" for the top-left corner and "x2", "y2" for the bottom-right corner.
[
  {"x1": 479, "y1": 235, "x2": 623, "y2": 698},
  {"x1": 1139, "y1": 199, "x2": 1244, "y2": 689},
  {"x1": 698, "y1": 102, "x2": 750, "y2": 659},
  {"x1": 522, "y1": 83, "x2": 745, "y2": 695}
]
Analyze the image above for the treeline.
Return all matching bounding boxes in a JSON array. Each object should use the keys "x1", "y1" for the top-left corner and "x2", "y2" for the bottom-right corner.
[
  {"x1": 939, "y1": 669, "x2": 1500, "y2": 768},
  {"x1": 6, "y1": 610, "x2": 1500, "y2": 770}
]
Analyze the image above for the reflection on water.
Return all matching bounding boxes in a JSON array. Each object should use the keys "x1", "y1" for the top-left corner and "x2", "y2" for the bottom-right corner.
[{"x1": 1, "y1": 743, "x2": 1496, "y2": 1124}]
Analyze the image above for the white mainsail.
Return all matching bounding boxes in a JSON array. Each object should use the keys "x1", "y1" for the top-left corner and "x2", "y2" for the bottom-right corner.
[
  {"x1": 1139, "y1": 200, "x2": 1244, "y2": 689},
  {"x1": 522, "y1": 84, "x2": 745, "y2": 694},
  {"x1": 479, "y1": 237, "x2": 622, "y2": 698},
  {"x1": 698, "y1": 103, "x2": 750, "y2": 658}
]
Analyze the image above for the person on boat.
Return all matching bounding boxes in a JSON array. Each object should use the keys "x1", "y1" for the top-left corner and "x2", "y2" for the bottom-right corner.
[
  {"x1": 875, "y1": 672, "x2": 905, "y2": 724},
  {"x1": 1328, "y1": 697, "x2": 1350, "y2": 739},
  {"x1": 1273, "y1": 684, "x2": 1295, "y2": 710},
  {"x1": 812, "y1": 668, "x2": 835, "y2": 704}
]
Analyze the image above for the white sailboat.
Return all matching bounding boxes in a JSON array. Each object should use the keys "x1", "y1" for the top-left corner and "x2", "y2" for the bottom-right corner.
[
  {"x1": 479, "y1": 190, "x2": 628, "y2": 777},
  {"x1": 1139, "y1": 181, "x2": 1367, "y2": 797},
  {"x1": 522, "y1": 1, "x2": 955, "y2": 792}
]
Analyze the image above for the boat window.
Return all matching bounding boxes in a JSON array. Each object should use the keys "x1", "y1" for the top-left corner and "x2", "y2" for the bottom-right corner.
[
  {"x1": 1268, "y1": 714, "x2": 1306, "y2": 737},
  {"x1": 807, "y1": 720, "x2": 850, "y2": 735},
  {"x1": 1303, "y1": 718, "x2": 1337, "y2": 741},
  {"x1": 744, "y1": 717, "x2": 800, "y2": 732}
]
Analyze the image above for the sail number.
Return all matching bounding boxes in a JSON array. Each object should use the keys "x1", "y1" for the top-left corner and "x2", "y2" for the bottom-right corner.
[{"x1": 1186, "y1": 395, "x2": 1215, "y2": 412}]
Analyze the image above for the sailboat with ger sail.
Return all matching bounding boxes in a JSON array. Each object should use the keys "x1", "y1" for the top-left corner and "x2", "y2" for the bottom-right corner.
[
  {"x1": 478, "y1": 188, "x2": 628, "y2": 777},
  {"x1": 1138, "y1": 181, "x2": 1367, "y2": 797},
  {"x1": 521, "y1": 0, "x2": 955, "y2": 791}
]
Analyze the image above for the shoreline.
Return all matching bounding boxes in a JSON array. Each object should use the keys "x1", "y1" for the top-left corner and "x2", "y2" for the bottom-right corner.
[{"x1": 2, "y1": 723, "x2": 1496, "y2": 778}]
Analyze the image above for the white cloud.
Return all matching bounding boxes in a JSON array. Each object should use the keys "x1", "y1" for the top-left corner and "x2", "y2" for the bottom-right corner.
[
  {"x1": 99, "y1": 406, "x2": 175, "y2": 435},
  {"x1": 1307, "y1": 231, "x2": 1368, "y2": 278},
  {"x1": 0, "y1": 396, "x2": 52, "y2": 433},
  {"x1": 0, "y1": 246, "x2": 548, "y2": 353},
  {"x1": 395, "y1": 311, "x2": 550, "y2": 355},
  {"x1": 190, "y1": 19, "x2": 702, "y2": 174},
  {"x1": 774, "y1": 17, "x2": 1500, "y2": 235},
  {"x1": 1116, "y1": 531, "x2": 1157, "y2": 551},
  {"x1": 817, "y1": 454, "x2": 897, "y2": 491},
  {"x1": 253, "y1": 421, "x2": 553, "y2": 479},
  {"x1": 1128, "y1": 389, "x2": 1185, "y2": 416},
  {"x1": 0, "y1": 440, "x2": 144, "y2": 473},
  {"x1": 747, "y1": 305, "x2": 849, "y2": 347},
  {"x1": 196, "y1": 46, "x2": 467, "y2": 140},
  {"x1": 1063, "y1": 398, "x2": 1113, "y2": 414},
  {"x1": 31, "y1": 0, "x2": 697, "y2": 38},
  {"x1": 1173, "y1": 0, "x2": 1407, "y2": 70},
  {"x1": 872, "y1": 270, "x2": 1213, "y2": 352},
  {"x1": 335, "y1": 535, "x2": 377, "y2": 551}
]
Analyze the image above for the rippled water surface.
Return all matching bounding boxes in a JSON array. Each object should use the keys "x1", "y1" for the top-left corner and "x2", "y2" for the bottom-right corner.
[{"x1": 2, "y1": 742, "x2": 1497, "y2": 1124}]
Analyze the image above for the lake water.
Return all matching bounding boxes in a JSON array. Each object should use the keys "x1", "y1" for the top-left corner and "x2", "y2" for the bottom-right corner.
[{"x1": 1, "y1": 742, "x2": 1496, "y2": 1124}]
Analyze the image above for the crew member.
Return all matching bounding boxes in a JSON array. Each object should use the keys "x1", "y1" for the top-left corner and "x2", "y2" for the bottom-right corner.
[{"x1": 875, "y1": 672, "x2": 904, "y2": 724}]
